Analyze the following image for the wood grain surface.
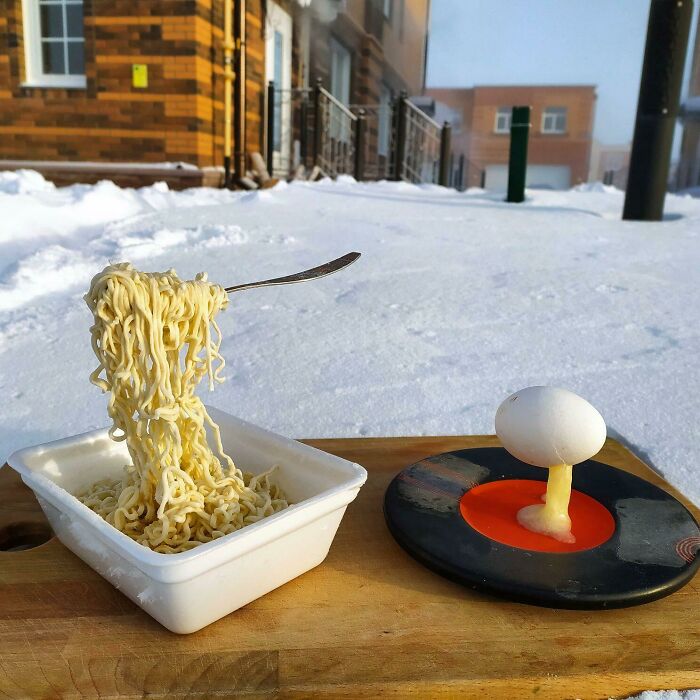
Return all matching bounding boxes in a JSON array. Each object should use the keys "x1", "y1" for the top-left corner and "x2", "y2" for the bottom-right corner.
[{"x1": 1, "y1": 435, "x2": 699, "y2": 699}]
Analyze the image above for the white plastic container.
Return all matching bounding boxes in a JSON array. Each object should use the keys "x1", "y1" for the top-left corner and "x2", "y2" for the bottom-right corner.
[{"x1": 7, "y1": 407, "x2": 366, "y2": 634}]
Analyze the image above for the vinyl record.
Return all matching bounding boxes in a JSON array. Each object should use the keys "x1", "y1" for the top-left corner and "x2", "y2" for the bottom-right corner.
[{"x1": 383, "y1": 448, "x2": 700, "y2": 609}]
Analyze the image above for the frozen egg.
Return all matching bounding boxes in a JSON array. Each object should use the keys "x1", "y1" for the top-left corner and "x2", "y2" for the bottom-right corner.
[{"x1": 495, "y1": 386, "x2": 606, "y2": 468}]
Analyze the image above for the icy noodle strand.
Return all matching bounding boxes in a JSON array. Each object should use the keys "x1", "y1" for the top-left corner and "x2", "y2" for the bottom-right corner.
[{"x1": 77, "y1": 263, "x2": 288, "y2": 553}]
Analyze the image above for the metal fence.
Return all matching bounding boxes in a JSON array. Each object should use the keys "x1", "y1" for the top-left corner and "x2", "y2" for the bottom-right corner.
[
  {"x1": 266, "y1": 84, "x2": 313, "y2": 179},
  {"x1": 448, "y1": 153, "x2": 486, "y2": 190},
  {"x1": 349, "y1": 103, "x2": 394, "y2": 181},
  {"x1": 397, "y1": 98, "x2": 443, "y2": 184},
  {"x1": 264, "y1": 80, "x2": 483, "y2": 188},
  {"x1": 314, "y1": 84, "x2": 357, "y2": 178}
]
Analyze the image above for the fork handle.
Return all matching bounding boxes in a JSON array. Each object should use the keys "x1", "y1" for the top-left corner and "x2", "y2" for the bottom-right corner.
[{"x1": 224, "y1": 252, "x2": 361, "y2": 294}]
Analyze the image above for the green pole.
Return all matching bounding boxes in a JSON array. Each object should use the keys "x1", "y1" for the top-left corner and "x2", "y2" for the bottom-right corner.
[{"x1": 507, "y1": 105, "x2": 531, "y2": 203}]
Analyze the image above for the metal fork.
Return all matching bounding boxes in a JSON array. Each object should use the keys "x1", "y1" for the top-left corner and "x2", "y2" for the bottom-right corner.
[{"x1": 225, "y1": 252, "x2": 360, "y2": 294}]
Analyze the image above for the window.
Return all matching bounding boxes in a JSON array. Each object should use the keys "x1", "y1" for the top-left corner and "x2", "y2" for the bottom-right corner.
[
  {"x1": 494, "y1": 107, "x2": 511, "y2": 133},
  {"x1": 378, "y1": 83, "x2": 392, "y2": 156},
  {"x1": 329, "y1": 37, "x2": 351, "y2": 142},
  {"x1": 329, "y1": 37, "x2": 351, "y2": 106},
  {"x1": 383, "y1": 0, "x2": 392, "y2": 20},
  {"x1": 542, "y1": 107, "x2": 567, "y2": 134},
  {"x1": 22, "y1": 0, "x2": 85, "y2": 88}
]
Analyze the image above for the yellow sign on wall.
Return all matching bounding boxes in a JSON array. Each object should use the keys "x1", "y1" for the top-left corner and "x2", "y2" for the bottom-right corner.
[{"x1": 132, "y1": 64, "x2": 148, "y2": 89}]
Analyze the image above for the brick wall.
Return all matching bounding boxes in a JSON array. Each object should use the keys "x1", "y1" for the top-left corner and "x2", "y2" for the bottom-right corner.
[
  {"x1": 472, "y1": 86, "x2": 596, "y2": 187},
  {"x1": 0, "y1": 0, "x2": 266, "y2": 167},
  {"x1": 426, "y1": 85, "x2": 596, "y2": 188},
  {"x1": 0, "y1": 0, "x2": 430, "y2": 175}
]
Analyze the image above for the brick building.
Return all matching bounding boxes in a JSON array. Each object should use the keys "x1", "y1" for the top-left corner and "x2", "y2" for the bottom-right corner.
[
  {"x1": 677, "y1": 10, "x2": 700, "y2": 190},
  {"x1": 425, "y1": 85, "x2": 597, "y2": 190},
  {"x1": 0, "y1": 0, "x2": 429, "y2": 183}
]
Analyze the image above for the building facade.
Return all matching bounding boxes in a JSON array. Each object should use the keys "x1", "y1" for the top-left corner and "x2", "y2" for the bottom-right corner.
[
  {"x1": 425, "y1": 85, "x2": 597, "y2": 190},
  {"x1": 0, "y1": 0, "x2": 429, "y2": 180},
  {"x1": 588, "y1": 140, "x2": 630, "y2": 189},
  {"x1": 677, "y1": 10, "x2": 700, "y2": 191}
]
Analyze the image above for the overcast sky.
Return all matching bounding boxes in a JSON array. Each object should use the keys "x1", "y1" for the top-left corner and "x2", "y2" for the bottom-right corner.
[{"x1": 427, "y1": 0, "x2": 699, "y2": 151}]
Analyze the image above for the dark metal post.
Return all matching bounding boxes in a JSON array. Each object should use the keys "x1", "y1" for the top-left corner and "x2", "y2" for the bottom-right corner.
[
  {"x1": 354, "y1": 109, "x2": 366, "y2": 181},
  {"x1": 439, "y1": 121, "x2": 452, "y2": 186},
  {"x1": 393, "y1": 91, "x2": 408, "y2": 181},
  {"x1": 313, "y1": 78, "x2": 323, "y2": 167},
  {"x1": 457, "y1": 154, "x2": 465, "y2": 191},
  {"x1": 480, "y1": 169, "x2": 486, "y2": 188},
  {"x1": 300, "y1": 96, "x2": 309, "y2": 165},
  {"x1": 233, "y1": 0, "x2": 246, "y2": 181},
  {"x1": 266, "y1": 80, "x2": 275, "y2": 176},
  {"x1": 507, "y1": 105, "x2": 531, "y2": 203},
  {"x1": 623, "y1": 0, "x2": 693, "y2": 221}
]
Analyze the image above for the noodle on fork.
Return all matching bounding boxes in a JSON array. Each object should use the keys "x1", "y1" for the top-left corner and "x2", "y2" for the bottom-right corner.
[{"x1": 77, "y1": 263, "x2": 288, "y2": 553}]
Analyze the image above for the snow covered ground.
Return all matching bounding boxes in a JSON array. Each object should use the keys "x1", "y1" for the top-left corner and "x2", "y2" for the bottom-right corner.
[{"x1": 1, "y1": 169, "x2": 699, "y2": 508}]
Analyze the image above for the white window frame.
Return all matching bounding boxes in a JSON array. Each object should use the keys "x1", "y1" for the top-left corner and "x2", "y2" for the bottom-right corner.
[
  {"x1": 541, "y1": 107, "x2": 567, "y2": 134},
  {"x1": 494, "y1": 107, "x2": 511, "y2": 134},
  {"x1": 21, "y1": 0, "x2": 86, "y2": 88}
]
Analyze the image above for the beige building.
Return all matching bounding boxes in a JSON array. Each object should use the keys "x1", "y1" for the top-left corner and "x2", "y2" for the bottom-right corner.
[
  {"x1": 589, "y1": 141, "x2": 630, "y2": 188},
  {"x1": 426, "y1": 85, "x2": 597, "y2": 190}
]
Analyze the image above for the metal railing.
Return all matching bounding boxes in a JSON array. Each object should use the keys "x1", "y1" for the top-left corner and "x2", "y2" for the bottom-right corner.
[
  {"x1": 449, "y1": 153, "x2": 486, "y2": 190},
  {"x1": 349, "y1": 103, "x2": 394, "y2": 180},
  {"x1": 396, "y1": 97, "x2": 442, "y2": 184},
  {"x1": 266, "y1": 83, "x2": 314, "y2": 178},
  {"x1": 264, "y1": 80, "x2": 484, "y2": 188},
  {"x1": 313, "y1": 82, "x2": 357, "y2": 178}
]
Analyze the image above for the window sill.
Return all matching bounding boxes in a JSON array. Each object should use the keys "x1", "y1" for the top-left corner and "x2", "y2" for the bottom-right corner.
[{"x1": 21, "y1": 78, "x2": 87, "y2": 90}]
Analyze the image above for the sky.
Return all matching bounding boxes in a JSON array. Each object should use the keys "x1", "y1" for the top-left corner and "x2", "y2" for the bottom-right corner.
[{"x1": 427, "y1": 0, "x2": 699, "y2": 152}]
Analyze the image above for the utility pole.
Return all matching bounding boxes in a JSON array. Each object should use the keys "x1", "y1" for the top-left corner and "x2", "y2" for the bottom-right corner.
[{"x1": 623, "y1": 0, "x2": 693, "y2": 221}]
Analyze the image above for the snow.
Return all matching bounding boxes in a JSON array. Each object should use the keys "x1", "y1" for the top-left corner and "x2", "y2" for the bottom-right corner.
[
  {"x1": 626, "y1": 692, "x2": 700, "y2": 700},
  {"x1": 1, "y1": 171, "x2": 699, "y2": 514}
]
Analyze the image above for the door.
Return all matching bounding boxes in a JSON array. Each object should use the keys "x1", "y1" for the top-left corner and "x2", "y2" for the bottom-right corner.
[
  {"x1": 526, "y1": 165, "x2": 571, "y2": 190},
  {"x1": 485, "y1": 164, "x2": 571, "y2": 191},
  {"x1": 265, "y1": 1, "x2": 292, "y2": 175}
]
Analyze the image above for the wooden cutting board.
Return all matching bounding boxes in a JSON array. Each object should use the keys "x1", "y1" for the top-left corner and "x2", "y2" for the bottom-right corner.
[{"x1": 1, "y1": 436, "x2": 699, "y2": 699}]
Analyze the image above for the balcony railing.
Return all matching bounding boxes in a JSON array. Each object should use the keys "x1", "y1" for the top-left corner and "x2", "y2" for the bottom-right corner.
[
  {"x1": 264, "y1": 81, "x2": 483, "y2": 188},
  {"x1": 398, "y1": 99, "x2": 443, "y2": 184},
  {"x1": 349, "y1": 103, "x2": 393, "y2": 181},
  {"x1": 314, "y1": 85, "x2": 357, "y2": 178}
]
